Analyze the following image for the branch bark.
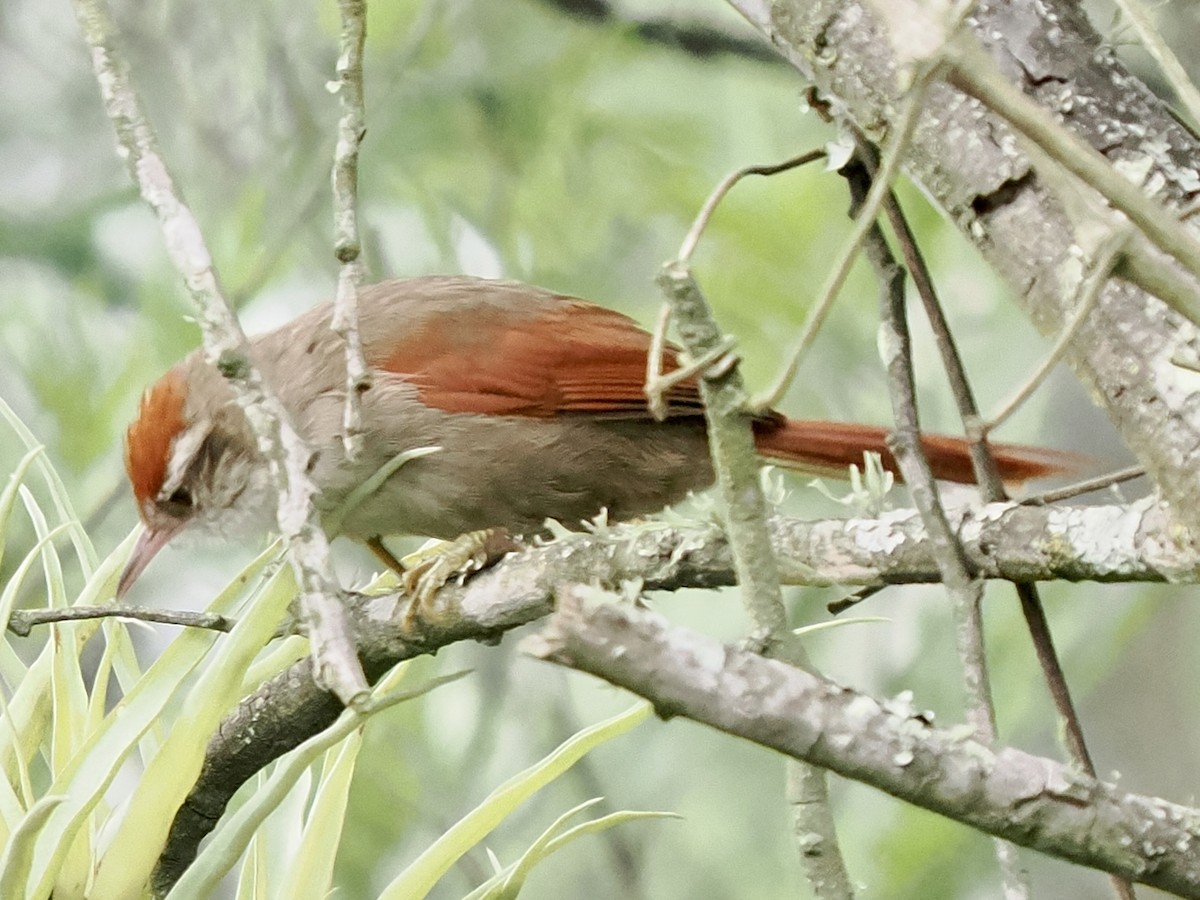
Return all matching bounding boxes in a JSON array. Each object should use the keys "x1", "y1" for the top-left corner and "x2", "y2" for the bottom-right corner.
[
  {"x1": 153, "y1": 498, "x2": 1196, "y2": 891},
  {"x1": 725, "y1": 0, "x2": 1200, "y2": 535},
  {"x1": 525, "y1": 592, "x2": 1200, "y2": 897}
]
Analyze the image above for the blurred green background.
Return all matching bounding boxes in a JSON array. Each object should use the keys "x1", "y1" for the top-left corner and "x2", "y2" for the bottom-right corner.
[{"x1": 1, "y1": 0, "x2": 1196, "y2": 897}]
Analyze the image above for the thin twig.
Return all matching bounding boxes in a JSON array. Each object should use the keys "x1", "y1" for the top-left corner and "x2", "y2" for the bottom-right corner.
[
  {"x1": 7, "y1": 606, "x2": 235, "y2": 637},
  {"x1": 826, "y1": 585, "x2": 884, "y2": 616},
  {"x1": 980, "y1": 228, "x2": 1129, "y2": 436},
  {"x1": 676, "y1": 149, "x2": 825, "y2": 265},
  {"x1": 644, "y1": 150, "x2": 823, "y2": 420},
  {"x1": 331, "y1": 0, "x2": 371, "y2": 460},
  {"x1": 1021, "y1": 465, "x2": 1146, "y2": 506},
  {"x1": 644, "y1": 335, "x2": 739, "y2": 420},
  {"x1": 658, "y1": 236, "x2": 853, "y2": 894},
  {"x1": 752, "y1": 73, "x2": 941, "y2": 413},
  {"x1": 654, "y1": 266, "x2": 788, "y2": 643},
  {"x1": 870, "y1": 149, "x2": 1135, "y2": 900},
  {"x1": 72, "y1": 0, "x2": 368, "y2": 706},
  {"x1": 645, "y1": 302, "x2": 674, "y2": 421},
  {"x1": 844, "y1": 157, "x2": 1029, "y2": 897}
]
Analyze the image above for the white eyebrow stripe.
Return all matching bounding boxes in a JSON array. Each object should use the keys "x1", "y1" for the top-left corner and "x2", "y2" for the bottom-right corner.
[{"x1": 159, "y1": 419, "x2": 210, "y2": 498}]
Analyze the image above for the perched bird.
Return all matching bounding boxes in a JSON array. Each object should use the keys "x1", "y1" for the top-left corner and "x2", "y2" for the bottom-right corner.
[{"x1": 119, "y1": 275, "x2": 1070, "y2": 594}]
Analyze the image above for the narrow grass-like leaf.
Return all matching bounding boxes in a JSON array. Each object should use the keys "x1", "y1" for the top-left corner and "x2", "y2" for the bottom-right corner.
[
  {"x1": 0, "y1": 755, "x2": 26, "y2": 841},
  {"x1": 0, "y1": 795, "x2": 64, "y2": 900},
  {"x1": 0, "y1": 521, "x2": 72, "y2": 634},
  {"x1": 49, "y1": 614, "x2": 92, "y2": 899},
  {"x1": 84, "y1": 623, "x2": 121, "y2": 742},
  {"x1": 0, "y1": 445, "x2": 43, "y2": 573},
  {"x1": 461, "y1": 798, "x2": 606, "y2": 900},
  {"x1": 20, "y1": 486, "x2": 67, "y2": 610},
  {"x1": 0, "y1": 687, "x2": 34, "y2": 815},
  {"x1": 88, "y1": 562, "x2": 301, "y2": 898},
  {"x1": 378, "y1": 703, "x2": 651, "y2": 900},
  {"x1": 166, "y1": 669, "x2": 465, "y2": 900},
  {"x1": 20, "y1": 545, "x2": 283, "y2": 900},
  {"x1": 234, "y1": 831, "x2": 268, "y2": 900},
  {"x1": 0, "y1": 529, "x2": 136, "y2": 797},
  {"x1": 496, "y1": 808, "x2": 680, "y2": 899},
  {"x1": 241, "y1": 634, "x2": 311, "y2": 695},
  {"x1": 0, "y1": 397, "x2": 97, "y2": 574},
  {"x1": 272, "y1": 731, "x2": 364, "y2": 900}
]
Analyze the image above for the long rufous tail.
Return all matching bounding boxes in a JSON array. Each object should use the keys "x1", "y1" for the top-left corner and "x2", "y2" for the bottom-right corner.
[{"x1": 753, "y1": 418, "x2": 1075, "y2": 485}]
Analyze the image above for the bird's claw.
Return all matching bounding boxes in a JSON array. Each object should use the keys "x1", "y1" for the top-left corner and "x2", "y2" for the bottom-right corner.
[{"x1": 398, "y1": 529, "x2": 520, "y2": 621}]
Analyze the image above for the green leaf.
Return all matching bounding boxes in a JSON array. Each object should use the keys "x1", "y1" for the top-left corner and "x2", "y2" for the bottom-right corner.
[
  {"x1": 19, "y1": 540, "x2": 280, "y2": 900},
  {"x1": 272, "y1": 731, "x2": 364, "y2": 900},
  {"x1": 166, "y1": 669, "x2": 466, "y2": 900},
  {"x1": 379, "y1": 703, "x2": 651, "y2": 900},
  {"x1": 89, "y1": 560, "x2": 300, "y2": 898},
  {"x1": 0, "y1": 396, "x2": 97, "y2": 575},
  {"x1": 0, "y1": 445, "x2": 43, "y2": 573},
  {"x1": 469, "y1": 803, "x2": 680, "y2": 900},
  {"x1": 0, "y1": 796, "x2": 65, "y2": 900}
]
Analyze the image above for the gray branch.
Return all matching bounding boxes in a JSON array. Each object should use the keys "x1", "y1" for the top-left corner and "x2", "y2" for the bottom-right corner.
[
  {"x1": 72, "y1": 0, "x2": 367, "y2": 705},
  {"x1": 525, "y1": 592, "x2": 1200, "y2": 897},
  {"x1": 153, "y1": 497, "x2": 1195, "y2": 892},
  {"x1": 725, "y1": 0, "x2": 1200, "y2": 535}
]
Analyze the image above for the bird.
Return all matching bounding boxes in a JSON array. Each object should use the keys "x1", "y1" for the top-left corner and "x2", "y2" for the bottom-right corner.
[{"x1": 118, "y1": 275, "x2": 1072, "y2": 596}]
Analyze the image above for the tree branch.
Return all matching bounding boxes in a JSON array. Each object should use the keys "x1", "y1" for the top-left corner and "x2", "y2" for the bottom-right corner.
[
  {"x1": 725, "y1": 0, "x2": 1200, "y2": 536},
  {"x1": 71, "y1": 0, "x2": 366, "y2": 706},
  {"x1": 525, "y1": 592, "x2": 1200, "y2": 897},
  {"x1": 152, "y1": 497, "x2": 1195, "y2": 890}
]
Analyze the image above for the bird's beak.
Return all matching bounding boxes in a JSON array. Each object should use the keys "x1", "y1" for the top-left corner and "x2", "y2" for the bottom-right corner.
[{"x1": 117, "y1": 524, "x2": 181, "y2": 599}]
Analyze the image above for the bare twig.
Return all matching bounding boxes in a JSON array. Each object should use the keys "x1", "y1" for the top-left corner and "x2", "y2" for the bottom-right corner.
[
  {"x1": 72, "y1": 0, "x2": 367, "y2": 706},
  {"x1": 844, "y1": 157, "x2": 1028, "y2": 896},
  {"x1": 1021, "y1": 465, "x2": 1146, "y2": 506},
  {"x1": 980, "y1": 228, "x2": 1129, "y2": 437},
  {"x1": 654, "y1": 266, "x2": 789, "y2": 645},
  {"x1": 676, "y1": 149, "x2": 825, "y2": 265},
  {"x1": 6, "y1": 606, "x2": 235, "y2": 637},
  {"x1": 657, "y1": 177, "x2": 853, "y2": 894},
  {"x1": 645, "y1": 149, "x2": 822, "y2": 420},
  {"x1": 330, "y1": 0, "x2": 371, "y2": 460},
  {"x1": 867, "y1": 148, "x2": 1135, "y2": 900},
  {"x1": 752, "y1": 78, "x2": 938, "y2": 413}
]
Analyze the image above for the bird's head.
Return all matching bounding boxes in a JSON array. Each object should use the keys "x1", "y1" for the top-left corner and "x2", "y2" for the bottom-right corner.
[{"x1": 119, "y1": 364, "x2": 269, "y2": 596}]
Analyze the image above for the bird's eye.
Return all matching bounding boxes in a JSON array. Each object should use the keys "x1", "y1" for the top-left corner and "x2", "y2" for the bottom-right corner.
[{"x1": 165, "y1": 487, "x2": 193, "y2": 509}]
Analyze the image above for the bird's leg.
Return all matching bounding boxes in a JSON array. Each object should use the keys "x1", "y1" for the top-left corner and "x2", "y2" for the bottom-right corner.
[
  {"x1": 367, "y1": 530, "x2": 521, "y2": 624},
  {"x1": 366, "y1": 536, "x2": 406, "y2": 573}
]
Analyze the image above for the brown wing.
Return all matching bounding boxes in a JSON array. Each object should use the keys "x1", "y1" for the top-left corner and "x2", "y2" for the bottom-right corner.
[
  {"x1": 372, "y1": 300, "x2": 705, "y2": 418},
  {"x1": 369, "y1": 287, "x2": 1074, "y2": 485}
]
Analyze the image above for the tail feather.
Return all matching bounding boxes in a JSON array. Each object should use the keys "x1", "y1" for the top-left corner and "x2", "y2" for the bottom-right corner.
[{"x1": 753, "y1": 418, "x2": 1075, "y2": 485}]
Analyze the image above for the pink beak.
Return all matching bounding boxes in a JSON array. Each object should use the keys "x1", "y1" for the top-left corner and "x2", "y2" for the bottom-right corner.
[{"x1": 117, "y1": 525, "x2": 181, "y2": 598}]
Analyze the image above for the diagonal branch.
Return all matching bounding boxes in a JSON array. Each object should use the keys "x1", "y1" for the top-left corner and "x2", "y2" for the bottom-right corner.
[
  {"x1": 725, "y1": 0, "x2": 1200, "y2": 535},
  {"x1": 72, "y1": 0, "x2": 366, "y2": 706},
  {"x1": 525, "y1": 593, "x2": 1200, "y2": 897},
  {"x1": 152, "y1": 498, "x2": 1197, "y2": 891}
]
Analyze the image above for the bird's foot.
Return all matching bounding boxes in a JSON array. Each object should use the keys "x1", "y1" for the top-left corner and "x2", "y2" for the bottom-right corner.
[{"x1": 397, "y1": 528, "x2": 520, "y2": 613}]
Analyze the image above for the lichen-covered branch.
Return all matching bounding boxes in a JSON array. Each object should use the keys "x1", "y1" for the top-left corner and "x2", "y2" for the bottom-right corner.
[
  {"x1": 153, "y1": 497, "x2": 1196, "y2": 891},
  {"x1": 526, "y1": 593, "x2": 1200, "y2": 897},
  {"x1": 726, "y1": 0, "x2": 1200, "y2": 535}
]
